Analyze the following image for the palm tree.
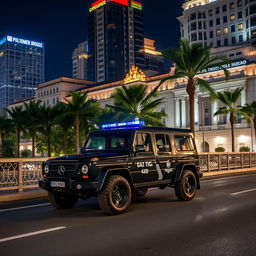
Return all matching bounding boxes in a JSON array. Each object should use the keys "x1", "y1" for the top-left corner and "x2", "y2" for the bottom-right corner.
[
  {"x1": 241, "y1": 101, "x2": 256, "y2": 150},
  {"x1": 214, "y1": 88, "x2": 244, "y2": 152},
  {"x1": 159, "y1": 39, "x2": 230, "y2": 135},
  {"x1": 0, "y1": 116, "x2": 13, "y2": 157},
  {"x1": 5, "y1": 106, "x2": 26, "y2": 157},
  {"x1": 108, "y1": 83, "x2": 166, "y2": 126},
  {"x1": 24, "y1": 100, "x2": 41, "y2": 157},
  {"x1": 37, "y1": 105, "x2": 61, "y2": 157},
  {"x1": 61, "y1": 91, "x2": 100, "y2": 154}
]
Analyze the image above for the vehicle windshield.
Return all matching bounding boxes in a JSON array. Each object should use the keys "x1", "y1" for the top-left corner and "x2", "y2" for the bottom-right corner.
[{"x1": 84, "y1": 132, "x2": 132, "y2": 152}]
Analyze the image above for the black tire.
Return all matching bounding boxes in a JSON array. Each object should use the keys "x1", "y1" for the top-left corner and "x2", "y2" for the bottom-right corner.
[
  {"x1": 48, "y1": 192, "x2": 78, "y2": 209},
  {"x1": 174, "y1": 170, "x2": 197, "y2": 201},
  {"x1": 135, "y1": 188, "x2": 148, "y2": 197},
  {"x1": 98, "y1": 175, "x2": 132, "y2": 215}
]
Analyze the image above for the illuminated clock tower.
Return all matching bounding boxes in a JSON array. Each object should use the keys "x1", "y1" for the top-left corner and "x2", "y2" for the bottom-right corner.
[{"x1": 87, "y1": 0, "x2": 145, "y2": 82}]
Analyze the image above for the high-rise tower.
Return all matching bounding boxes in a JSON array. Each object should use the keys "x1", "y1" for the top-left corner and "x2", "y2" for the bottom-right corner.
[
  {"x1": 87, "y1": 0, "x2": 145, "y2": 82},
  {"x1": 0, "y1": 35, "x2": 44, "y2": 114}
]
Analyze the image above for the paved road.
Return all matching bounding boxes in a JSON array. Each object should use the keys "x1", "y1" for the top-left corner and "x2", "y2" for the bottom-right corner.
[{"x1": 0, "y1": 174, "x2": 256, "y2": 256}]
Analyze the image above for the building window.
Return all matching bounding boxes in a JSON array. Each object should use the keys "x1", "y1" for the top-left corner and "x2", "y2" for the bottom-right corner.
[
  {"x1": 216, "y1": 18, "x2": 220, "y2": 25},
  {"x1": 217, "y1": 40, "x2": 221, "y2": 46},
  {"x1": 191, "y1": 33, "x2": 197, "y2": 42},
  {"x1": 238, "y1": 11, "x2": 242, "y2": 19},
  {"x1": 231, "y1": 25, "x2": 235, "y2": 32},
  {"x1": 230, "y1": 14, "x2": 235, "y2": 21},
  {"x1": 199, "y1": 32, "x2": 203, "y2": 40},
  {"x1": 224, "y1": 27, "x2": 229, "y2": 34},
  {"x1": 222, "y1": 5, "x2": 227, "y2": 12},
  {"x1": 238, "y1": 23, "x2": 243, "y2": 30},
  {"x1": 198, "y1": 21, "x2": 202, "y2": 29},
  {"x1": 208, "y1": 9, "x2": 213, "y2": 16},
  {"x1": 230, "y1": 2, "x2": 235, "y2": 9},
  {"x1": 251, "y1": 29, "x2": 256, "y2": 38},
  {"x1": 239, "y1": 35, "x2": 243, "y2": 42},
  {"x1": 209, "y1": 20, "x2": 213, "y2": 27},
  {"x1": 191, "y1": 22, "x2": 197, "y2": 31},
  {"x1": 210, "y1": 31, "x2": 214, "y2": 38},
  {"x1": 216, "y1": 7, "x2": 220, "y2": 14},
  {"x1": 224, "y1": 38, "x2": 228, "y2": 46},
  {"x1": 190, "y1": 13, "x2": 197, "y2": 20},
  {"x1": 232, "y1": 36, "x2": 236, "y2": 44},
  {"x1": 216, "y1": 29, "x2": 221, "y2": 36},
  {"x1": 237, "y1": 0, "x2": 242, "y2": 7},
  {"x1": 223, "y1": 16, "x2": 227, "y2": 23}
]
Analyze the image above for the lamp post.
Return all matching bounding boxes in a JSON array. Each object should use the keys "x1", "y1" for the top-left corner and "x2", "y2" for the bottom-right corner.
[{"x1": 201, "y1": 100, "x2": 205, "y2": 152}]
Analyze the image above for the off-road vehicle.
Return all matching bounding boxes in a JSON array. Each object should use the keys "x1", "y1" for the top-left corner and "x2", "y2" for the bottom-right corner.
[{"x1": 39, "y1": 120, "x2": 202, "y2": 215}]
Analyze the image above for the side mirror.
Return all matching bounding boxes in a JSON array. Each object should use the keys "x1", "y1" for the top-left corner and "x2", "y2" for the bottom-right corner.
[
  {"x1": 135, "y1": 145, "x2": 146, "y2": 153},
  {"x1": 80, "y1": 147, "x2": 86, "y2": 154}
]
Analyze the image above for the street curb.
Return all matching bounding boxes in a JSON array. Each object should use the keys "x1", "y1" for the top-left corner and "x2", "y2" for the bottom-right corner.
[
  {"x1": 202, "y1": 168, "x2": 256, "y2": 179},
  {"x1": 0, "y1": 190, "x2": 47, "y2": 203}
]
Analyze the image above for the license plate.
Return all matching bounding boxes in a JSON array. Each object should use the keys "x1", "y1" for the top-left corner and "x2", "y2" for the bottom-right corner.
[{"x1": 50, "y1": 181, "x2": 65, "y2": 188}]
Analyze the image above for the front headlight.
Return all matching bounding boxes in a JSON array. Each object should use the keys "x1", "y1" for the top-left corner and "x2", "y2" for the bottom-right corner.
[
  {"x1": 44, "y1": 164, "x2": 49, "y2": 174},
  {"x1": 81, "y1": 164, "x2": 89, "y2": 175}
]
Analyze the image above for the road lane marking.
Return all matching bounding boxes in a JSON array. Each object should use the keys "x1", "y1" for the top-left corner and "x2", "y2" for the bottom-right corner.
[
  {"x1": 231, "y1": 188, "x2": 256, "y2": 196},
  {"x1": 0, "y1": 226, "x2": 66, "y2": 243},
  {"x1": 0, "y1": 203, "x2": 50, "y2": 213}
]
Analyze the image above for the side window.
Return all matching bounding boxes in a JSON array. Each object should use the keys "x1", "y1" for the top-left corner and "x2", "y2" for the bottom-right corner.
[
  {"x1": 155, "y1": 134, "x2": 172, "y2": 154},
  {"x1": 174, "y1": 135, "x2": 195, "y2": 151},
  {"x1": 134, "y1": 133, "x2": 153, "y2": 153}
]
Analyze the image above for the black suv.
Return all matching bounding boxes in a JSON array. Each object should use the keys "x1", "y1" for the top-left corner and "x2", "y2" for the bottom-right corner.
[{"x1": 39, "y1": 121, "x2": 202, "y2": 215}]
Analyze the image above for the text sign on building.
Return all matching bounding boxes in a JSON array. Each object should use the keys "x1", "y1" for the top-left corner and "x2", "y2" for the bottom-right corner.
[
  {"x1": 6, "y1": 36, "x2": 44, "y2": 48},
  {"x1": 200, "y1": 59, "x2": 248, "y2": 74}
]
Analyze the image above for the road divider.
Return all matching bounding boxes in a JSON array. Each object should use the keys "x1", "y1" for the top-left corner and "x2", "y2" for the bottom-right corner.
[
  {"x1": 231, "y1": 188, "x2": 256, "y2": 196},
  {"x1": 0, "y1": 226, "x2": 66, "y2": 243}
]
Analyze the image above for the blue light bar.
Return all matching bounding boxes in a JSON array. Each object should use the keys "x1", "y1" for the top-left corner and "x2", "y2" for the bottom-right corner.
[{"x1": 102, "y1": 120, "x2": 145, "y2": 130}]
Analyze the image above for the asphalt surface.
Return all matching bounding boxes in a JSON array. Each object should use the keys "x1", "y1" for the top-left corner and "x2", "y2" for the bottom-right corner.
[{"x1": 0, "y1": 174, "x2": 256, "y2": 256}]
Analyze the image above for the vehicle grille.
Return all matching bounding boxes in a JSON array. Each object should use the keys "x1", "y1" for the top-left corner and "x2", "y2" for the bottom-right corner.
[{"x1": 49, "y1": 163, "x2": 78, "y2": 178}]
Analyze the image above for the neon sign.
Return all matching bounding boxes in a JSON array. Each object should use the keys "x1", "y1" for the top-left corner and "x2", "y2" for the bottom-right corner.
[
  {"x1": 2, "y1": 36, "x2": 44, "y2": 48},
  {"x1": 89, "y1": 0, "x2": 106, "y2": 12},
  {"x1": 109, "y1": 0, "x2": 128, "y2": 6},
  {"x1": 131, "y1": 1, "x2": 142, "y2": 10}
]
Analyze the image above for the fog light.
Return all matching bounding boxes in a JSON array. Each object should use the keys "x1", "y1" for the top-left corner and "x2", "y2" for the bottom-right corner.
[{"x1": 77, "y1": 184, "x2": 82, "y2": 190}]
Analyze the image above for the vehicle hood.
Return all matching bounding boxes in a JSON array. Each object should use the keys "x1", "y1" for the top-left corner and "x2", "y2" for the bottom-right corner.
[{"x1": 50, "y1": 151, "x2": 129, "y2": 162}]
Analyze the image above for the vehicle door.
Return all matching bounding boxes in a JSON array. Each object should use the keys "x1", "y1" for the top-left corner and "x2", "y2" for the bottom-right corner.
[
  {"x1": 154, "y1": 133, "x2": 175, "y2": 181},
  {"x1": 130, "y1": 132, "x2": 158, "y2": 184}
]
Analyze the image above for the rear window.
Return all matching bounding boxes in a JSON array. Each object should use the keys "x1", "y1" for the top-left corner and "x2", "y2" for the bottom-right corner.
[{"x1": 174, "y1": 135, "x2": 195, "y2": 151}]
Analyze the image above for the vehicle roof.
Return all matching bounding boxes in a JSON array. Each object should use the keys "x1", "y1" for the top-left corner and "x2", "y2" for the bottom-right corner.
[{"x1": 92, "y1": 127, "x2": 192, "y2": 133}]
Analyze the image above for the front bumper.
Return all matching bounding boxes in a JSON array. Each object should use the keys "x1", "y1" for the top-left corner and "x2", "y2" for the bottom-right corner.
[{"x1": 39, "y1": 178, "x2": 99, "y2": 192}]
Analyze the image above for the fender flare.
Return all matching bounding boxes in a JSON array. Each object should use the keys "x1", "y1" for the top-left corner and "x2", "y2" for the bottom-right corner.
[
  {"x1": 172, "y1": 163, "x2": 200, "y2": 189},
  {"x1": 96, "y1": 168, "x2": 134, "y2": 192}
]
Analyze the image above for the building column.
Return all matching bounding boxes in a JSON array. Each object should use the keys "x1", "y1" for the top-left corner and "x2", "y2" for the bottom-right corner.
[
  {"x1": 181, "y1": 98, "x2": 186, "y2": 128},
  {"x1": 194, "y1": 96, "x2": 199, "y2": 130},
  {"x1": 175, "y1": 99, "x2": 180, "y2": 128},
  {"x1": 241, "y1": 88, "x2": 246, "y2": 106},
  {"x1": 211, "y1": 100, "x2": 218, "y2": 126}
]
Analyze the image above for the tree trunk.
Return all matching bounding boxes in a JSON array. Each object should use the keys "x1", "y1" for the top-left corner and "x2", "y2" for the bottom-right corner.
[
  {"x1": 47, "y1": 128, "x2": 51, "y2": 157},
  {"x1": 32, "y1": 133, "x2": 35, "y2": 157},
  {"x1": 230, "y1": 113, "x2": 235, "y2": 152},
  {"x1": 17, "y1": 127, "x2": 20, "y2": 158},
  {"x1": 75, "y1": 115, "x2": 80, "y2": 154},
  {"x1": 186, "y1": 79, "x2": 196, "y2": 137},
  {"x1": 0, "y1": 132, "x2": 4, "y2": 157}
]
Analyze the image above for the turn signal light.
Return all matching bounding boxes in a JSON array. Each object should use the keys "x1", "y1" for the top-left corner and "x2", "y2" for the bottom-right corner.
[
  {"x1": 90, "y1": 157, "x2": 99, "y2": 162},
  {"x1": 82, "y1": 175, "x2": 89, "y2": 179},
  {"x1": 43, "y1": 174, "x2": 47, "y2": 178}
]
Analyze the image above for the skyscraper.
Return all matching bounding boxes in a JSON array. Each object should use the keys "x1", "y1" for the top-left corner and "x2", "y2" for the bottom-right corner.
[
  {"x1": 72, "y1": 41, "x2": 89, "y2": 80},
  {"x1": 178, "y1": 0, "x2": 255, "y2": 48},
  {"x1": 87, "y1": 0, "x2": 145, "y2": 82},
  {"x1": 0, "y1": 35, "x2": 44, "y2": 114}
]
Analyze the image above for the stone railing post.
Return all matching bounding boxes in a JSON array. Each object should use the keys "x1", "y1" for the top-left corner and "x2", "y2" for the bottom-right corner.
[{"x1": 18, "y1": 160, "x2": 23, "y2": 192}]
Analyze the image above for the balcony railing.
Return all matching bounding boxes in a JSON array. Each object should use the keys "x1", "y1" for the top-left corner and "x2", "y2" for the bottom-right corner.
[{"x1": 1, "y1": 153, "x2": 256, "y2": 192}]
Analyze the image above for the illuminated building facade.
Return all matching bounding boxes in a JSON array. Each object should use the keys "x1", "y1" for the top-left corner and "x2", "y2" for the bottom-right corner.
[
  {"x1": 178, "y1": 0, "x2": 256, "y2": 47},
  {"x1": 72, "y1": 41, "x2": 89, "y2": 80},
  {"x1": 0, "y1": 35, "x2": 44, "y2": 115},
  {"x1": 142, "y1": 38, "x2": 165, "y2": 76},
  {"x1": 87, "y1": 0, "x2": 145, "y2": 82}
]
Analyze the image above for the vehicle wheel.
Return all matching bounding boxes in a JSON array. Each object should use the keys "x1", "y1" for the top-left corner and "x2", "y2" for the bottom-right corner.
[
  {"x1": 48, "y1": 192, "x2": 78, "y2": 209},
  {"x1": 98, "y1": 175, "x2": 132, "y2": 215},
  {"x1": 174, "y1": 170, "x2": 197, "y2": 201},
  {"x1": 135, "y1": 188, "x2": 148, "y2": 197}
]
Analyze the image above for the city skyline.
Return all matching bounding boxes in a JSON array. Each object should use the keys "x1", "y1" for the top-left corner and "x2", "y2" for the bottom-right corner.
[{"x1": 0, "y1": 0, "x2": 183, "y2": 82}]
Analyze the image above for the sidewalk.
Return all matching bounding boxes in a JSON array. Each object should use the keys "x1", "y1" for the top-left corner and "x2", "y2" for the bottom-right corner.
[{"x1": 1, "y1": 168, "x2": 256, "y2": 203}]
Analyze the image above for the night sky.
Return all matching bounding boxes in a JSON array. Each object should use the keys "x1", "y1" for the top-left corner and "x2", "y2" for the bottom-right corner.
[{"x1": 0, "y1": 0, "x2": 184, "y2": 81}]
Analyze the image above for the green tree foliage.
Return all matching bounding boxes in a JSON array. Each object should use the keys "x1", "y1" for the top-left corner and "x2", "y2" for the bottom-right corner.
[
  {"x1": 108, "y1": 84, "x2": 166, "y2": 126},
  {"x1": 214, "y1": 88, "x2": 245, "y2": 152},
  {"x1": 160, "y1": 39, "x2": 230, "y2": 135}
]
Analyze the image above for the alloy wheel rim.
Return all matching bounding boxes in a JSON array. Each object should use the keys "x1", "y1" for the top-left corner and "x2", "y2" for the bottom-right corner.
[
  {"x1": 184, "y1": 175, "x2": 195, "y2": 195},
  {"x1": 112, "y1": 182, "x2": 128, "y2": 208}
]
